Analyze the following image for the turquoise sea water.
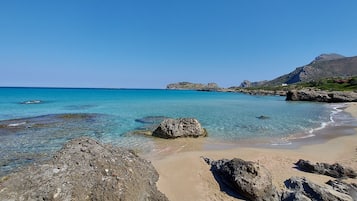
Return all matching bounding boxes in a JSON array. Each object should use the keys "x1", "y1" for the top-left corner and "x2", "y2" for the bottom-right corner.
[{"x1": 0, "y1": 87, "x2": 355, "y2": 175}]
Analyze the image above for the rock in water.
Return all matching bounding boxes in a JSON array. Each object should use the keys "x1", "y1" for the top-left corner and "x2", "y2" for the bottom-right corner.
[
  {"x1": 152, "y1": 118, "x2": 208, "y2": 139},
  {"x1": 295, "y1": 159, "x2": 357, "y2": 179},
  {"x1": 206, "y1": 157, "x2": 278, "y2": 201},
  {"x1": 0, "y1": 137, "x2": 168, "y2": 201}
]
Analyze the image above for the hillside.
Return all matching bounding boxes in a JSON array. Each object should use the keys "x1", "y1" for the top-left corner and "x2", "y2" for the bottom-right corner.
[{"x1": 241, "y1": 53, "x2": 357, "y2": 87}]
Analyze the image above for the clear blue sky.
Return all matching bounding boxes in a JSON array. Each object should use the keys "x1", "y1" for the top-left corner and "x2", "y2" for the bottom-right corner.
[{"x1": 1, "y1": 1, "x2": 357, "y2": 88}]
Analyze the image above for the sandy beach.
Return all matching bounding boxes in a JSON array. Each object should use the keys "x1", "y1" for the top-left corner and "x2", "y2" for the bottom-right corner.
[{"x1": 149, "y1": 103, "x2": 357, "y2": 201}]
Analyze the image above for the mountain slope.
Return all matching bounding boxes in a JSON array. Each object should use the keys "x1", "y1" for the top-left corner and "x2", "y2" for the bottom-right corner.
[{"x1": 247, "y1": 54, "x2": 357, "y2": 87}]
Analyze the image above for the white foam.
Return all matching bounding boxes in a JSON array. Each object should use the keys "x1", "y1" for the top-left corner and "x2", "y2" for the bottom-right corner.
[
  {"x1": 7, "y1": 122, "x2": 27, "y2": 127},
  {"x1": 271, "y1": 142, "x2": 292, "y2": 146},
  {"x1": 308, "y1": 103, "x2": 345, "y2": 135},
  {"x1": 23, "y1": 100, "x2": 41, "y2": 104}
]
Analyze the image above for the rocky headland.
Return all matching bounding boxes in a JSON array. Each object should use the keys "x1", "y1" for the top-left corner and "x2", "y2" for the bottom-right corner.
[
  {"x1": 286, "y1": 89, "x2": 357, "y2": 102},
  {"x1": 166, "y1": 82, "x2": 220, "y2": 91}
]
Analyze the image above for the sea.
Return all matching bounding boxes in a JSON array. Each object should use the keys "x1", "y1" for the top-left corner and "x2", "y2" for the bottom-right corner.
[{"x1": 0, "y1": 87, "x2": 356, "y2": 176}]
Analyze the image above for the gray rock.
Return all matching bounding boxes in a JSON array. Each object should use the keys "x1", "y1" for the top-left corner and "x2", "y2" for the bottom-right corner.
[
  {"x1": 314, "y1": 53, "x2": 345, "y2": 62},
  {"x1": 286, "y1": 89, "x2": 357, "y2": 102},
  {"x1": 326, "y1": 180, "x2": 357, "y2": 200},
  {"x1": 295, "y1": 159, "x2": 357, "y2": 179},
  {"x1": 257, "y1": 115, "x2": 270, "y2": 120},
  {"x1": 282, "y1": 177, "x2": 353, "y2": 201},
  {"x1": 0, "y1": 137, "x2": 168, "y2": 201},
  {"x1": 205, "y1": 157, "x2": 279, "y2": 201},
  {"x1": 152, "y1": 118, "x2": 208, "y2": 139}
]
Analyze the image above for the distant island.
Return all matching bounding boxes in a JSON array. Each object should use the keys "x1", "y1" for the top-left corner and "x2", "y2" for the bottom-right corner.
[{"x1": 166, "y1": 82, "x2": 220, "y2": 91}]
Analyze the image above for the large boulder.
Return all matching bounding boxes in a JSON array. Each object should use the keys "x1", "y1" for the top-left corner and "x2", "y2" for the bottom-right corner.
[
  {"x1": 204, "y1": 157, "x2": 279, "y2": 201},
  {"x1": 152, "y1": 118, "x2": 208, "y2": 139},
  {"x1": 282, "y1": 177, "x2": 353, "y2": 201},
  {"x1": 295, "y1": 159, "x2": 357, "y2": 179},
  {"x1": 0, "y1": 137, "x2": 168, "y2": 201}
]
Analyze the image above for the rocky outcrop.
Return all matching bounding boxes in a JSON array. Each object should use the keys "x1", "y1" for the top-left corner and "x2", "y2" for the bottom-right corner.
[
  {"x1": 205, "y1": 157, "x2": 357, "y2": 201},
  {"x1": 0, "y1": 137, "x2": 168, "y2": 201},
  {"x1": 326, "y1": 180, "x2": 357, "y2": 200},
  {"x1": 152, "y1": 118, "x2": 207, "y2": 139},
  {"x1": 314, "y1": 53, "x2": 345, "y2": 62},
  {"x1": 204, "y1": 157, "x2": 279, "y2": 201},
  {"x1": 286, "y1": 89, "x2": 357, "y2": 102},
  {"x1": 234, "y1": 88, "x2": 287, "y2": 96},
  {"x1": 166, "y1": 82, "x2": 220, "y2": 91},
  {"x1": 239, "y1": 80, "x2": 269, "y2": 88},
  {"x1": 295, "y1": 159, "x2": 357, "y2": 179},
  {"x1": 282, "y1": 177, "x2": 353, "y2": 201}
]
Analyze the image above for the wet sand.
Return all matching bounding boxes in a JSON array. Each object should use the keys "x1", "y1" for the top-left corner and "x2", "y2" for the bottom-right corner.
[{"x1": 148, "y1": 103, "x2": 357, "y2": 201}]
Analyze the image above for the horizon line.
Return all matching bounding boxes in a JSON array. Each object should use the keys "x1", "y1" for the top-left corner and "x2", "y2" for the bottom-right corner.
[{"x1": 0, "y1": 86, "x2": 167, "y2": 90}]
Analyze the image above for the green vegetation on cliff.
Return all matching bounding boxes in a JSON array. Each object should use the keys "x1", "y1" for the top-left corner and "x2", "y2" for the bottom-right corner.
[
  {"x1": 239, "y1": 76, "x2": 357, "y2": 92},
  {"x1": 299, "y1": 77, "x2": 357, "y2": 91}
]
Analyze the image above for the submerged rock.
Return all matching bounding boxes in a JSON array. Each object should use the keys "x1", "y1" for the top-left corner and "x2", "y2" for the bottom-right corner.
[
  {"x1": 295, "y1": 159, "x2": 357, "y2": 179},
  {"x1": 0, "y1": 113, "x2": 114, "y2": 177},
  {"x1": 134, "y1": 116, "x2": 169, "y2": 132},
  {"x1": 0, "y1": 137, "x2": 168, "y2": 201},
  {"x1": 135, "y1": 116, "x2": 169, "y2": 124},
  {"x1": 257, "y1": 115, "x2": 270, "y2": 120},
  {"x1": 204, "y1": 157, "x2": 279, "y2": 201},
  {"x1": 152, "y1": 118, "x2": 208, "y2": 139}
]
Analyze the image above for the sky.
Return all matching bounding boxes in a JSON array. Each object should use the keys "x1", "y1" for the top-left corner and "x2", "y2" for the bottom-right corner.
[{"x1": 1, "y1": 1, "x2": 357, "y2": 88}]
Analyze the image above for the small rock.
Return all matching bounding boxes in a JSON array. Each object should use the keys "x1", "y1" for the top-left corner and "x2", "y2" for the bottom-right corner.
[{"x1": 257, "y1": 115, "x2": 270, "y2": 120}]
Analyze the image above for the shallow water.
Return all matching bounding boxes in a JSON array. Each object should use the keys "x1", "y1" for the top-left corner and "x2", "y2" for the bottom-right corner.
[{"x1": 0, "y1": 87, "x2": 356, "y2": 176}]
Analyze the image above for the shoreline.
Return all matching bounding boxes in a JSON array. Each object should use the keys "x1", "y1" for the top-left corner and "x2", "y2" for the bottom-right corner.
[{"x1": 149, "y1": 102, "x2": 357, "y2": 201}]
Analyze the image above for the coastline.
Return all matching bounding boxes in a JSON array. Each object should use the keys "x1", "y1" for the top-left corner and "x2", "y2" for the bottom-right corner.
[{"x1": 149, "y1": 102, "x2": 357, "y2": 201}]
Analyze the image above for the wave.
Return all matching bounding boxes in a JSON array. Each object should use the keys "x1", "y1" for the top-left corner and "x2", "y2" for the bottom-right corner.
[
  {"x1": 271, "y1": 103, "x2": 347, "y2": 146},
  {"x1": 7, "y1": 122, "x2": 27, "y2": 127},
  {"x1": 21, "y1": 100, "x2": 42, "y2": 104},
  {"x1": 308, "y1": 103, "x2": 345, "y2": 134}
]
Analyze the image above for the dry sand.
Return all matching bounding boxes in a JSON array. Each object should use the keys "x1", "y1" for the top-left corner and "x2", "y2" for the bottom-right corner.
[{"x1": 147, "y1": 103, "x2": 357, "y2": 201}]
